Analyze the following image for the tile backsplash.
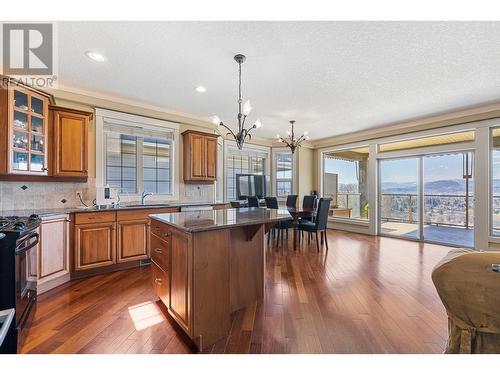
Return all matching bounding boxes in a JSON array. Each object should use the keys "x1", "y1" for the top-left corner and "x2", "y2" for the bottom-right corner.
[
  {"x1": 0, "y1": 178, "x2": 216, "y2": 212},
  {"x1": 0, "y1": 178, "x2": 97, "y2": 211}
]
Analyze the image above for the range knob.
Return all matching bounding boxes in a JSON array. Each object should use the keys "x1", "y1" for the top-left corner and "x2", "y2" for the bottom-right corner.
[{"x1": 13, "y1": 221, "x2": 26, "y2": 230}]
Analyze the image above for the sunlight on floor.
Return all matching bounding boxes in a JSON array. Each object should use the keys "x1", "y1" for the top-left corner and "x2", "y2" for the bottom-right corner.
[{"x1": 128, "y1": 301, "x2": 165, "y2": 331}]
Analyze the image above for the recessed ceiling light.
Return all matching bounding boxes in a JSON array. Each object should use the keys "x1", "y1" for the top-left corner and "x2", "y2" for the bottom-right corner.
[
  {"x1": 85, "y1": 51, "x2": 107, "y2": 62},
  {"x1": 194, "y1": 85, "x2": 207, "y2": 93}
]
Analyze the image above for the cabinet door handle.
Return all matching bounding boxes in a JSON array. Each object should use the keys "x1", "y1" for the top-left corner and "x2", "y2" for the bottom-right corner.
[
  {"x1": 163, "y1": 232, "x2": 170, "y2": 238},
  {"x1": 154, "y1": 277, "x2": 162, "y2": 285},
  {"x1": 154, "y1": 248, "x2": 162, "y2": 254}
]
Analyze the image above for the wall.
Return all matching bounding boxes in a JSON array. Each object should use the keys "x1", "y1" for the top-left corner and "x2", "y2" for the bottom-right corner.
[
  {"x1": 0, "y1": 88, "x2": 219, "y2": 212},
  {"x1": 0, "y1": 87, "x2": 288, "y2": 211},
  {"x1": 296, "y1": 146, "x2": 314, "y2": 197}
]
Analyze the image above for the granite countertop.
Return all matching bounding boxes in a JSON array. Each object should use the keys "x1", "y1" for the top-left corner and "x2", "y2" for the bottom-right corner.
[
  {"x1": 150, "y1": 207, "x2": 292, "y2": 233},
  {"x1": 0, "y1": 201, "x2": 230, "y2": 218}
]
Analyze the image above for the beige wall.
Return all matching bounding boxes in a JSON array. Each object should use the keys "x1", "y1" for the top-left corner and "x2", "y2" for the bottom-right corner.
[
  {"x1": 296, "y1": 146, "x2": 315, "y2": 197},
  {"x1": 47, "y1": 88, "x2": 285, "y2": 206}
]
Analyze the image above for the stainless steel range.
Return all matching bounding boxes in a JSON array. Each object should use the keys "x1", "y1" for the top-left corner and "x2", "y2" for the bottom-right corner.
[{"x1": 0, "y1": 214, "x2": 41, "y2": 354}]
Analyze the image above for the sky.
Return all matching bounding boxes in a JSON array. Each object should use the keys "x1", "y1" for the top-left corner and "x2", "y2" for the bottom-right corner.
[{"x1": 324, "y1": 152, "x2": 473, "y2": 185}]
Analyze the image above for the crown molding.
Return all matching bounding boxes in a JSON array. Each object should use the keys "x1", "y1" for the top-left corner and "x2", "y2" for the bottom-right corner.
[
  {"x1": 312, "y1": 101, "x2": 500, "y2": 148},
  {"x1": 47, "y1": 83, "x2": 215, "y2": 129}
]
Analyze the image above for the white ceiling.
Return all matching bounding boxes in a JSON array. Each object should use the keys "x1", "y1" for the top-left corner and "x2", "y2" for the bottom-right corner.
[{"x1": 57, "y1": 21, "x2": 500, "y2": 140}]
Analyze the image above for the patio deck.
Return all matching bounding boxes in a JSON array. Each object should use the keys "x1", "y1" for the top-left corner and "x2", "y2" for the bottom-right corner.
[{"x1": 381, "y1": 222, "x2": 473, "y2": 247}]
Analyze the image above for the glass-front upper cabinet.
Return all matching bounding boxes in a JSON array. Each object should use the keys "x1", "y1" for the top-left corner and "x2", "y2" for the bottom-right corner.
[{"x1": 8, "y1": 85, "x2": 50, "y2": 174}]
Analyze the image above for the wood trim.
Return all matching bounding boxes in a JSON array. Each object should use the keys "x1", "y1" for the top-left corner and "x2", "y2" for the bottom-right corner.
[
  {"x1": 37, "y1": 273, "x2": 71, "y2": 295},
  {"x1": 181, "y1": 129, "x2": 219, "y2": 138},
  {"x1": 49, "y1": 105, "x2": 93, "y2": 118},
  {"x1": 70, "y1": 260, "x2": 143, "y2": 280}
]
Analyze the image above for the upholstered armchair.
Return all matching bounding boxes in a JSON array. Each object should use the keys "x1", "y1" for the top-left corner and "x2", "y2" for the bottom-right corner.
[{"x1": 432, "y1": 248, "x2": 500, "y2": 353}]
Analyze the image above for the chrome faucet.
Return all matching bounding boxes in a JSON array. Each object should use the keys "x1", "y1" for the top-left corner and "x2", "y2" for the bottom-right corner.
[{"x1": 141, "y1": 191, "x2": 153, "y2": 205}]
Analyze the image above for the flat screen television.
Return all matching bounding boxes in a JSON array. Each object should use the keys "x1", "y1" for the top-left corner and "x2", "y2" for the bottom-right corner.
[{"x1": 236, "y1": 174, "x2": 267, "y2": 199}]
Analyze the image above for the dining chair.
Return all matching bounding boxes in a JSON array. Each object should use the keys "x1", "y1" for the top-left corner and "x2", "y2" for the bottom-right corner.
[
  {"x1": 286, "y1": 195, "x2": 298, "y2": 209},
  {"x1": 298, "y1": 198, "x2": 332, "y2": 252},
  {"x1": 247, "y1": 196, "x2": 259, "y2": 208},
  {"x1": 265, "y1": 196, "x2": 278, "y2": 246},
  {"x1": 301, "y1": 195, "x2": 317, "y2": 221},
  {"x1": 265, "y1": 196, "x2": 278, "y2": 209}
]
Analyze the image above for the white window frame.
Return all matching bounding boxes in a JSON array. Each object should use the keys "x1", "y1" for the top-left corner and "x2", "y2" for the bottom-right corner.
[
  {"x1": 317, "y1": 118, "x2": 500, "y2": 251},
  {"x1": 272, "y1": 147, "x2": 295, "y2": 198},
  {"x1": 223, "y1": 141, "x2": 271, "y2": 201},
  {"x1": 96, "y1": 108, "x2": 180, "y2": 203}
]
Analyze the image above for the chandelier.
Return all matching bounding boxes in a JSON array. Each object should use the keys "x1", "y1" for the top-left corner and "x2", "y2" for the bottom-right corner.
[
  {"x1": 276, "y1": 120, "x2": 309, "y2": 154},
  {"x1": 211, "y1": 54, "x2": 262, "y2": 149}
]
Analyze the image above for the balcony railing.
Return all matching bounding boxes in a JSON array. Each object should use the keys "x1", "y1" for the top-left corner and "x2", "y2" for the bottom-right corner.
[
  {"x1": 326, "y1": 192, "x2": 368, "y2": 219},
  {"x1": 380, "y1": 193, "x2": 474, "y2": 229}
]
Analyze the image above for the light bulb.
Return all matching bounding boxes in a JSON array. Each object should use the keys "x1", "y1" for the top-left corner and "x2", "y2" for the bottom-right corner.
[
  {"x1": 85, "y1": 51, "x2": 107, "y2": 62},
  {"x1": 254, "y1": 119, "x2": 262, "y2": 128},
  {"x1": 211, "y1": 115, "x2": 221, "y2": 125},
  {"x1": 287, "y1": 130, "x2": 291, "y2": 136},
  {"x1": 242, "y1": 100, "x2": 252, "y2": 116},
  {"x1": 276, "y1": 134, "x2": 280, "y2": 138},
  {"x1": 304, "y1": 131, "x2": 309, "y2": 136}
]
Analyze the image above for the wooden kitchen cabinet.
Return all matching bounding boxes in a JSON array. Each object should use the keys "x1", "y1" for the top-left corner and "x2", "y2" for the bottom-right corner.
[
  {"x1": 74, "y1": 221, "x2": 116, "y2": 271},
  {"x1": 117, "y1": 218, "x2": 150, "y2": 263},
  {"x1": 151, "y1": 261, "x2": 169, "y2": 307},
  {"x1": 0, "y1": 79, "x2": 53, "y2": 176},
  {"x1": 168, "y1": 228, "x2": 192, "y2": 333},
  {"x1": 37, "y1": 214, "x2": 70, "y2": 294},
  {"x1": 72, "y1": 207, "x2": 180, "y2": 274},
  {"x1": 50, "y1": 106, "x2": 90, "y2": 178},
  {"x1": 182, "y1": 130, "x2": 218, "y2": 183}
]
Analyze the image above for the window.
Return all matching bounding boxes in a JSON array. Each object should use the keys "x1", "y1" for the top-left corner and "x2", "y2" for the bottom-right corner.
[
  {"x1": 97, "y1": 108, "x2": 179, "y2": 202},
  {"x1": 274, "y1": 151, "x2": 293, "y2": 197},
  {"x1": 322, "y1": 147, "x2": 369, "y2": 221},
  {"x1": 225, "y1": 144, "x2": 269, "y2": 200},
  {"x1": 143, "y1": 138, "x2": 171, "y2": 194},
  {"x1": 491, "y1": 128, "x2": 500, "y2": 236},
  {"x1": 106, "y1": 134, "x2": 138, "y2": 193}
]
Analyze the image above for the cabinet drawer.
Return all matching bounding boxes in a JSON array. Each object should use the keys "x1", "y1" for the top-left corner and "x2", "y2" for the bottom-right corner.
[
  {"x1": 117, "y1": 207, "x2": 179, "y2": 221},
  {"x1": 150, "y1": 234, "x2": 169, "y2": 272},
  {"x1": 150, "y1": 220, "x2": 171, "y2": 241},
  {"x1": 151, "y1": 261, "x2": 169, "y2": 306},
  {"x1": 75, "y1": 211, "x2": 116, "y2": 224}
]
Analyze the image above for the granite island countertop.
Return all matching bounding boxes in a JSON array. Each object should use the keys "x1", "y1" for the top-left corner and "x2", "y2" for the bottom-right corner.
[{"x1": 150, "y1": 207, "x2": 292, "y2": 233}]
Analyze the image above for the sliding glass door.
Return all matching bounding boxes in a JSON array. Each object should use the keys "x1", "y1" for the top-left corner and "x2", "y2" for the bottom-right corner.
[
  {"x1": 379, "y1": 157, "x2": 420, "y2": 239},
  {"x1": 422, "y1": 153, "x2": 474, "y2": 247},
  {"x1": 378, "y1": 152, "x2": 474, "y2": 247}
]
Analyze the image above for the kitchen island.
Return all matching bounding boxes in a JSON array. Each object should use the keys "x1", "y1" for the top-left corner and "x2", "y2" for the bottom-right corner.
[{"x1": 149, "y1": 207, "x2": 291, "y2": 350}]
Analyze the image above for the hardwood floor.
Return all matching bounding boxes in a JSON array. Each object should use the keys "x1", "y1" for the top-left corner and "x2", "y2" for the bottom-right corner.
[{"x1": 22, "y1": 229, "x2": 451, "y2": 354}]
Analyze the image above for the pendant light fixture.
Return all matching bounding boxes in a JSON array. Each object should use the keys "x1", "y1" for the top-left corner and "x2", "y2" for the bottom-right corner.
[
  {"x1": 211, "y1": 54, "x2": 262, "y2": 150},
  {"x1": 276, "y1": 120, "x2": 309, "y2": 154}
]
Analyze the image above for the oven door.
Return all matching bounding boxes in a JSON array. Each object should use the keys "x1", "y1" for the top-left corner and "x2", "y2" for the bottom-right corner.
[{"x1": 15, "y1": 232, "x2": 38, "y2": 331}]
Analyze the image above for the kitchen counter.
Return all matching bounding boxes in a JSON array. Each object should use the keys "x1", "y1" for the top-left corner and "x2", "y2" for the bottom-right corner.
[
  {"x1": 150, "y1": 207, "x2": 291, "y2": 233},
  {"x1": 149, "y1": 207, "x2": 290, "y2": 350},
  {"x1": 0, "y1": 201, "x2": 231, "y2": 218}
]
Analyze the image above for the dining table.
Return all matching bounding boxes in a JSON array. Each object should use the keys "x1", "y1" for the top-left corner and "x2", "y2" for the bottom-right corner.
[{"x1": 280, "y1": 206, "x2": 316, "y2": 250}]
